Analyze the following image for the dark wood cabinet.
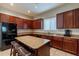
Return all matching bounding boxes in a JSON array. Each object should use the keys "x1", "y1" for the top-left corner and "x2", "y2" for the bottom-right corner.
[
  {"x1": 64, "y1": 10, "x2": 74, "y2": 28},
  {"x1": 52, "y1": 36, "x2": 63, "y2": 49},
  {"x1": 0, "y1": 13, "x2": 43, "y2": 29},
  {"x1": 74, "y1": 8, "x2": 79, "y2": 28},
  {"x1": 0, "y1": 13, "x2": 9, "y2": 23},
  {"x1": 41, "y1": 35, "x2": 48, "y2": 39},
  {"x1": 9, "y1": 16, "x2": 16, "y2": 23},
  {"x1": 32, "y1": 19, "x2": 43, "y2": 29},
  {"x1": 63, "y1": 37, "x2": 77, "y2": 54},
  {"x1": 15, "y1": 17, "x2": 24, "y2": 29},
  {"x1": 57, "y1": 13, "x2": 64, "y2": 29},
  {"x1": 31, "y1": 34, "x2": 42, "y2": 38},
  {"x1": 41, "y1": 35, "x2": 50, "y2": 40},
  {"x1": 77, "y1": 40, "x2": 79, "y2": 55},
  {"x1": 57, "y1": 8, "x2": 79, "y2": 28},
  {"x1": 23, "y1": 20, "x2": 32, "y2": 29}
]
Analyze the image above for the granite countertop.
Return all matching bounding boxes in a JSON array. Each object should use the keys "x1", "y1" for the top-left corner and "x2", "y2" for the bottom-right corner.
[
  {"x1": 17, "y1": 32, "x2": 79, "y2": 39},
  {"x1": 31, "y1": 32, "x2": 79, "y2": 39},
  {"x1": 15, "y1": 36, "x2": 50, "y2": 49}
]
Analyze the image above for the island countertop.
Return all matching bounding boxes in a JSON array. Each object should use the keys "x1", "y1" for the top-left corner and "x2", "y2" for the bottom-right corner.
[{"x1": 15, "y1": 36, "x2": 50, "y2": 49}]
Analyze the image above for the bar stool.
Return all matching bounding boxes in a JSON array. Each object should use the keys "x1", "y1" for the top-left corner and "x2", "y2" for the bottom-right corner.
[
  {"x1": 10, "y1": 41, "x2": 21, "y2": 56},
  {"x1": 17, "y1": 47, "x2": 31, "y2": 56},
  {"x1": 10, "y1": 41, "x2": 31, "y2": 56}
]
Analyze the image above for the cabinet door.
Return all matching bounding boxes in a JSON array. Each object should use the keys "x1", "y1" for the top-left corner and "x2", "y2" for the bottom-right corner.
[
  {"x1": 0, "y1": 13, "x2": 9, "y2": 23},
  {"x1": 33, "y1": 19, "x2": 43, "y2": 29},
  {"x1": 63, "y1": 38, "x2": 77, "y2": 54},
  {"x1": 9, "y1": 16, "x2": 16, "y2": 23},
  {"x1": 15, "y1": 17, "x2": 24, "y2": 29},
  {"x1": 24, "y1": 20, "x2": 32, "y2": 29},
  {"x1": 23, "y1": 20, "x2": 27, "y2": 29},
  {"x1": 74, "y1": 8, "x2": 79, "y2": 28},
  {"x1": 52, "y1": 36, "x2": 63, "y2": 49},
  {"x1": 41, "y1": 35, "x2": 47, "y2": 39},
  {"x1": 64, "y1": 10, "x2": 74, "y2": 28},
  {"x1": 77, "y1": 40, "x2": 79, "y2": 55},
  {"x1": 57, "y1": 13, "x2": 64, "y2": 29}
]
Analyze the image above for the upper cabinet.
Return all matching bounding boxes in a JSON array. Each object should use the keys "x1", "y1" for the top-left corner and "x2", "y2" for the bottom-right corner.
[
  {"x1": 23, "y1": 20, "x2": 32, "y2": 29},
  {"x1": 15, "y1": 17, "x2": 24, "y2": 29},
  {"x1": 57, "y1": 8, "x2": 79, "y2": 29},
  {"x1": 74, "y1": 8, "x2": 79, "y2": 28},
  {"x1": 0, "y1": 13, "x2": 9, "y2": 23},
  {"x1": 0, "y1": 13, "x2": 43, "y2": 29},
  {"x1": 64, "y1": 10, "x2": 74, "y2": 28},
  {"x1": 32, "y1": 19, "x2": 43, "y2": 29},
  {"x1": 57, "y1": 13, "x2": 64, "y2": 29},
  {"x1": 9, "y1": 16, "x2": 16, "y2": 23}
]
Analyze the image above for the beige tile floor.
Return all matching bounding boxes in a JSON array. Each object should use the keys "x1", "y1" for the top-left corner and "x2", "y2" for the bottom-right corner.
[{"x1": 0, "y1": 48, "x2": 75, "y2": 56}]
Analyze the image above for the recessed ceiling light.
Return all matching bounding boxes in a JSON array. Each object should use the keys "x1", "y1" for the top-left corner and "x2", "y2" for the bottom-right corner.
[
  {"x1": 10, "y1": 3, "x2": 14, "y2": 6},
  {"x1": 27, "y1": 10, "x2": 31, "y2": 14}
]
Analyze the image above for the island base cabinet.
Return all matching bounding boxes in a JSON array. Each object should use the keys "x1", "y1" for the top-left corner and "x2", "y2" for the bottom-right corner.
[
  {"x1": 63, "y1": 38, "x2": 77, "y2": 55},
  {"x1": 37, "y1": 43, "x2": 50, "y2": 56}
]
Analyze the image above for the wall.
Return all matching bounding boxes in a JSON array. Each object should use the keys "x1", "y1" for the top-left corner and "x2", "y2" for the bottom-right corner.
[{"x1": 34, "y1": 3, "x2": 79, "y2": 35}]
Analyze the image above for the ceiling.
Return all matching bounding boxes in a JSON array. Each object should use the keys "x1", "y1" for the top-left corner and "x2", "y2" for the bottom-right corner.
[{"x1": 0, "y1": 3, "x2": 64, "y2": 17}]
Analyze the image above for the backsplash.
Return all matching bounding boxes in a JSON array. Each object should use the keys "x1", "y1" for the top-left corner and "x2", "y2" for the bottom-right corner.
[
  {"x1": 32, "y1": 29, "x2": 79, "y2": 35},
  {"x1": 17, "y1": 29, "x2": 79, "y2": 35},
  {"x1": 17, "y1": 29, "x2": 33, "y2": 33}
]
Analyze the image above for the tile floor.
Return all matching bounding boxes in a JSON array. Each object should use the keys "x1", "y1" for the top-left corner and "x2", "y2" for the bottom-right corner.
[{"x1": 0, "y1": 48, "x2": 75, "y2": 56}]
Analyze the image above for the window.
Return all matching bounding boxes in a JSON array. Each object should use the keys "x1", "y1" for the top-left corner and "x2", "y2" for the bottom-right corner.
[
  {"x1": 44, "y1": 17, "x2": 56, "y2": 30},
  {"x1": 44, "y1": 19, "x2": 50, "y2": 30}
]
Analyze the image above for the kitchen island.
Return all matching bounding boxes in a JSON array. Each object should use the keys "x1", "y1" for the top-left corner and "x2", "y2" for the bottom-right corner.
[{"x1": 15, "y1": 36, "x2": 50, "y2": 56}]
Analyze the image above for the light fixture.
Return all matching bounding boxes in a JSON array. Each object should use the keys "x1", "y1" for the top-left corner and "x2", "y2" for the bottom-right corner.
[{"x1": 10, "y1": 3, "x2": 14, "y2": 6}]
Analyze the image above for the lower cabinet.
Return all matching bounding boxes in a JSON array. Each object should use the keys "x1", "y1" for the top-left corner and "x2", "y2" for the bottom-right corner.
[
  {"x1": 33, "y1": 34, "x2": 41, "y2": 38},
  {"x1": 29, "y1": 34, "x2": 78, "y2": 55},
  {"x1": 77, "y1": 40, "x2": 79, "y2": 55},
  {"x1": 63, "y1": 37, "x2": 77, "y2": 54},
  {"x1": 52, "y1": 36, "x2": 63, "y2": 50},
  {"x1": 41, "y1": 35, "x2": 48, "y2": 39}
]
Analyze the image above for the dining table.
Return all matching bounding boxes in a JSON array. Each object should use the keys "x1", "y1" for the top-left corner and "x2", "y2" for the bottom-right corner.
[{"x1": 15, "y1": 36, "x2": 50, "y2": 56}]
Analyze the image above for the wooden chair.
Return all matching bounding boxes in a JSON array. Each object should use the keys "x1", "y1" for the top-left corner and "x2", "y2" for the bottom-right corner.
[
  {"x1": 10, "y1": 41, "x2": 31, "y2": 56},
  {"x1": 17, "y1": 47, "x2": 31, "y2": 56}
]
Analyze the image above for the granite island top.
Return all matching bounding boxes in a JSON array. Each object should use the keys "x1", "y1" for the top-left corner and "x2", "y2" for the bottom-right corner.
[{"x1": 15, "y1": 36, "x2": 50, "y2": 49}]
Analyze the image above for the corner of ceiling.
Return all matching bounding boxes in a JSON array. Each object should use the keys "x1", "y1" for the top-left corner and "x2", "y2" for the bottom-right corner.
[
  {"x1": 0, "y1": 6, "x2": 34, "y2": 19},
  {"x1": 35, "y1": 3, "x2": 66, "y2": 18}
]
